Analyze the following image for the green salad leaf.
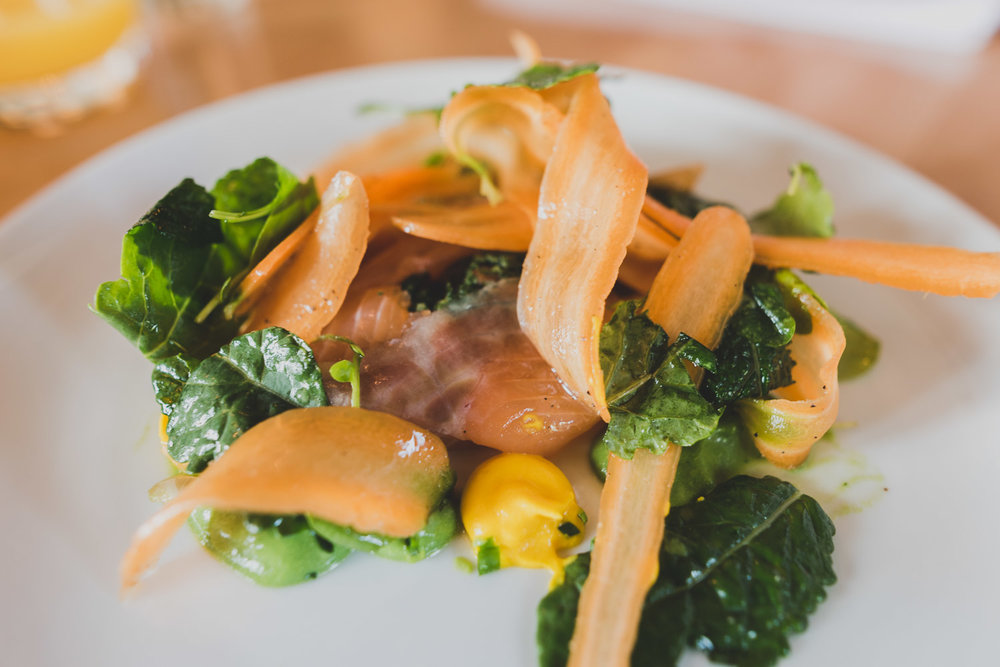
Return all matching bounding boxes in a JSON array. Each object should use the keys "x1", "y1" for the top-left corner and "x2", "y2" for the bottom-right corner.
[
  {"x1": 591, "y1": 409, "x2": 761, "y2": 507},
  {"x1": 189, "y1": 509, "x2": 350, "y2": 586},
  {"x1": 166, "y1": 327, "x2": 328, "y2": 473},
  {"x1": 538, "y1": 475, "x2": 837, "y2": 667},
  {"x1": 93, "y1": 159, "x2": 317, "y2": 361},
  {"x1": 400, "y1": 251, "x2": 525, "y2": 312},
  {"x1": 700, "y1": 271, "x2": 797, "y2": 407},
  {"x1": 751, "y1": 163, "x2": 834, "y2": 238},
  {"x1": 598, "y1": 300, "x2": 721, "y2": 459},
  {"x1": 211, "y1": 157, "x2": 319, "y2": 268},
  {"x1": 501, "y1": 62, "x2": 599, "y2": 90},
  {"x1": 151, "y1": 353, "x2": 200, "y2": 417}
]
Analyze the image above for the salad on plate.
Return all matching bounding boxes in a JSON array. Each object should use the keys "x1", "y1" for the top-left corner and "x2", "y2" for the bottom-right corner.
[{"x1": 91, "y1": 38, "x2": 1000, "y2": 667}]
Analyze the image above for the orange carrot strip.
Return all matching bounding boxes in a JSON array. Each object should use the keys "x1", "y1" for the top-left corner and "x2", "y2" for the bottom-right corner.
[
  {"x1": 235, "y1": 207, "x2": 318, "y2": 310},
  {"x1": 517, "y1": 73, "x2": 647, "y2": 420},
  {"x1": 627, "y1": 211, "x2": 679, "y2": 260},
  {"x1": 120, "y1": 407, "x2": 451, "y2": 592},
  {"x1": 643, "y1": 196, "x2": 1000, "y2": 298},
  {"x1": 738, "y1": 285, "x2": 845, "y2": 467},
  {"x1": 243, "y1": 171, "x2": 369, "y2": 341},
  {"x1": 568, "y1": 207, "x2": 754, "y2": 667},
  {"x1": 439, "y1": 83, "x2": 564, "y2": 214},
  {"x1": 390, "y1": 200, "x2": 533, "y2": 251},
  {"x1": 752, "y1": 235, "x2": 1000, "y2": 298}
]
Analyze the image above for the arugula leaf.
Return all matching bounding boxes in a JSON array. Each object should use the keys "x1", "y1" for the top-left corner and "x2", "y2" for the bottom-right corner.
[
  {"x1": 308, "y1": 501, "x2": 458, "y2": 563},
  {"x1": 501, "y1": 62, "x2": 599, "y2": 90},
  {"x1": 701, "y1": 271, "x2": 797, "y2": 407},
  {"x1": 93, "y1": 160, "x2": 317, "y2": 361},
  {"x1": 189, "y1": 509, "x2": 350, "y2": 586},
  {"x1": 166, "y1": 327, "x2": 328, "y2": 473},
  {"x1": 599, "y1": 300, "x2": 721, "y2": 459},
  {"x1": 751, "y1": 163, "x2": 834, "y2": 238},
  {"x1": 211, "y1": 157, "x2": 319, "y2": 267},
  {"x1": 401, "y1": 251, "x2": 525, "y2": 312},
  {"x1": 538, "y1": 475, "x2": 837, "y2": 667},
  {"x1": 591, "y1": 409, "x2": 761, "y2": 507}
]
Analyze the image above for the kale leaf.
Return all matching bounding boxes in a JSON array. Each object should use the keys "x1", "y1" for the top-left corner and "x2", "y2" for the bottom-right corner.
[
  {"x1": 591, "y1": 409, "x2": 761, "y2": 507},
  {"x1": 401, "y1": 251, "x2": 524, "y2": 312},
  {"x1": 700, "y1": 271, "x2": 797, "y2": 407},
  {"x1": 93, "y1": 160, "x2": 317, "y2": 361},
  {"x1": 538, "y1": 475, "x2": 837, "y2": 667},
  {"x1": 166, "y1": 326, "x2": 328, "y2": 473},
  {"x1": 598, "y1": 300, "x2": 721, "y2": 459},
  {"x1": 751, "y1": 163, "x2": 834, "y2": 238}
]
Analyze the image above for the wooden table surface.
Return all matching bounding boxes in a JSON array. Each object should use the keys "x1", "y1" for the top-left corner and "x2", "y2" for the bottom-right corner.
[{"x1": 2, "y1": 0, "x2": 999, "y2": 228}]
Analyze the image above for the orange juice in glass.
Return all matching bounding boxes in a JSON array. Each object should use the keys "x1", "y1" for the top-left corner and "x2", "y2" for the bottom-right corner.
[{"x1": 0, "y1": 0, "x2": 145, "y2": 129}]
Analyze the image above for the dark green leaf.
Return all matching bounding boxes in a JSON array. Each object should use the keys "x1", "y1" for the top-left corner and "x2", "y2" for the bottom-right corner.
[
  {"x1": 501, "y1": 62, "x2": 599, "y2": 90},
  {"x1": 308, "y1": 500, "x2": 459, "y2": 563},
  {"x1": 151, "y1": 354, "x2": 200, "y2": 416},
  {"x1": 701, "y1": 271, "x2": 797, "y2": 407},
  {"x1": 93, "y1": 160, "x2": 316, "y2": 362},
  {"x1": 590, "y1": 409, "x2": 760, "y2": 506},
  {"x1": 599, "y1": 300, "x2": 721, "y2": 459},
  {"x1": 188, "y1": 508, "x2": 350, "y2": 586},
  {"x1": 538, "y1": 476, "x2": 837, "y2": 667},
  {"x1": 751, "y1": 164, "x2": 834, "y2": 238},
  {"x1": 166, "y1": 327, "x2": 328, "y2": 473},
  {"x1": 93, "y1": 197, "x2": 243, "y2": 360},
  {"x1": 211, "y1": 157, "x2": 320, "y2": 267},
  {"x1": 400, "y1": 251, "x2": 525, "y2": 312}
]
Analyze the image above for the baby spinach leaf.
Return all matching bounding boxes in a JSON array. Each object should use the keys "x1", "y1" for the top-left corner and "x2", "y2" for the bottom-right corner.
[
  {"x1": 599, "y1": 300, "x2": 721, "y2": 459},
  {"x1": 166, "y1": 327, "x2": 328, "y2": 473},
  {"x1": 701, "y1": 271, "x2": 797, "y2": 407},
  {"x1": 308, "y1": 501, "x2": 459, "y2": 563},
  {"x1": 189, "y1": 508, "x2": 350, "y2": 587},
  {"x1": 211, "y1": 157, "x2": 320, "y2": 268},
  {"x1": 151, "y1": 354, "x2": 200, "y2": 417},
  {"x1": 93, "y1": 160, "x2": 317, "y2": 361},
  {"x1": 537, "y1": 475, "x2": 837, "y2": 667},
  {"x1": 751, "y1": 163, "x2": 834, "y2": 238},
  {"x1": 94, "y1": 180, "x2": 243, "y2": 360}
]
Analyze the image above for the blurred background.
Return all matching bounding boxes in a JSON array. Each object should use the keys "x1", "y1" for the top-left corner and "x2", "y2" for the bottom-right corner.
[{"x1": 2, "y1": 0, "x2": 999, "y2": 224}]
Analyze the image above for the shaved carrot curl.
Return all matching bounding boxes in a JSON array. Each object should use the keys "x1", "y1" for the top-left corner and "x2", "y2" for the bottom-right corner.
[
  {"x1": 643, "y1": 195, "x2": 1000, "y2": 298},
  {"x1": 568, "y1": 207, "x2": 754, "y2": 667}
]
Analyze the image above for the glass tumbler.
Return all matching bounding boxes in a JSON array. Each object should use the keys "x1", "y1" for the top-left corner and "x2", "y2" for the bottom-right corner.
[{"x1": 0, "y1": 0, "x2": 146, "y2": 130}]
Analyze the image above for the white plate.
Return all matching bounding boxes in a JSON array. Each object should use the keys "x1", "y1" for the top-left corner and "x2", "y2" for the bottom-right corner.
[{"x1": 2, "y1": 58, "x2": 998, "y2": 667}]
